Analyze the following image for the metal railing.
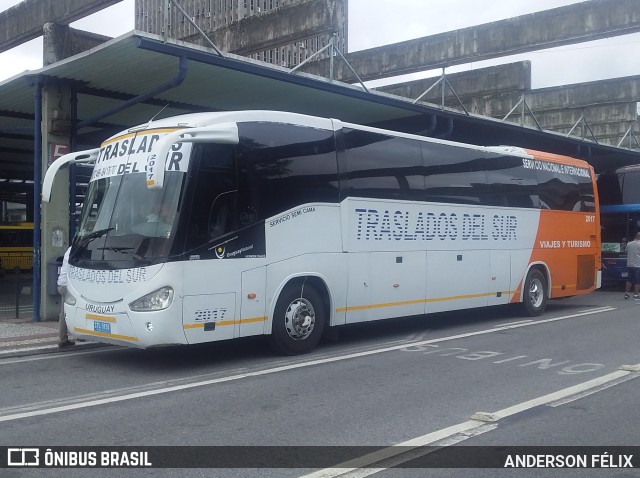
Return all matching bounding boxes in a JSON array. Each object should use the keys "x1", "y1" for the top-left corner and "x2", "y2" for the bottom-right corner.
[{"x1": 0, "y1": 268, "x2": 34, "y2": 319}]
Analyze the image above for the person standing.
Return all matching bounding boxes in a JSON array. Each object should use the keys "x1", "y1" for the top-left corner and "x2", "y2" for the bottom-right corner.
[
  {"x1": 57, "y1": 247, "x2": 75, "y2": 348},
  {"x1": 624, "y1": 232, "x2": 640, "y2": 300}
]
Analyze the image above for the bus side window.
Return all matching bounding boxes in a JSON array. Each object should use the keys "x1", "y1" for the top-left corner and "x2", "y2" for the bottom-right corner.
[
  {"x1": 341, "y1": 129, "x2": 423, "y2": 200},
  {"x1": 537, "y1": 168, "x2": 581, "y2": 211},
  {"x1": 422, "y1": 142, "x2": 488, "y2": 205},
  {"x1": 184, "y1": 144, "x2": 237, "y2": 250},
  {"x1": 578, "y1": 174, "x2": 596, "y2": 212},
  {"x1": 237, "y1": 122, "x2": 339, "y2": 222},
  {"x1": 208, "y1": 190, "x2": 237, "y2": 239},
  {"x1": 485, "y1": 155, "x2": 539, "y2": 208}
]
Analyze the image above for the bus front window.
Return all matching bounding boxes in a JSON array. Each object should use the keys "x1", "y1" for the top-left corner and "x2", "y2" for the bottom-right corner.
[{"x1": 73, "y1": 171, "x2": 184, "y2": 269}]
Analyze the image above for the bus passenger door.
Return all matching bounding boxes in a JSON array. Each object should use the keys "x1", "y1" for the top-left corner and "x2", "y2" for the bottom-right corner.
[
  {"x1": 240, "y1": 267, "x2": 267, "y2": 337},
  {"x1": 488, "y1": 250, "x2": 511, "y2": 306}
]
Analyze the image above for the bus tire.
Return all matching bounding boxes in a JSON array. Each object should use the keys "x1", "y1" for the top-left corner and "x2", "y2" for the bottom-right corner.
[
  {"x1": 269, "y1": 283, "x2": 325, "y2": 355},
  {"x1": 521, "y1": 269, "x2": 548, "y2": 316}
]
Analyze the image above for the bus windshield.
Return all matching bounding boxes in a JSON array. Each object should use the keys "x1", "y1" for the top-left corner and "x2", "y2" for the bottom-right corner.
[
  {"x1": 600, "y1": 210, "x2": 640, "y2": 250},
  {"x1": 72, "y1": 170, "x2": 184, "y2": 269}
]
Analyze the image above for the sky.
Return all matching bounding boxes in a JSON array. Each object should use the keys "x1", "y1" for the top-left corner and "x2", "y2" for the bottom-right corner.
[{"x1": 0, "y1": 0, "x2": 639, "y2": 89}]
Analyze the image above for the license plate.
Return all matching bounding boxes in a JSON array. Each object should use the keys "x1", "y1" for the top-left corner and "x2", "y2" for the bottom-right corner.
[
  {"x1": 622, "y1": 272, "x2": 628, "y2": 278},
  {"x1": 93, "y1": 321, "x2": 111, "y2": 334}
]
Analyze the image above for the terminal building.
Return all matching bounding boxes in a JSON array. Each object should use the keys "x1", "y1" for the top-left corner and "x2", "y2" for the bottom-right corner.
[{"x1": 136, "y1": 0, "x2": 349, "y2": 68}]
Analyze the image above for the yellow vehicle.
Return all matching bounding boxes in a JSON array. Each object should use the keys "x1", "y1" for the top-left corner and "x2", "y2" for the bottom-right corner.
[{"x1": 0, "y1": 222, "x2": 33, "y2": 271}]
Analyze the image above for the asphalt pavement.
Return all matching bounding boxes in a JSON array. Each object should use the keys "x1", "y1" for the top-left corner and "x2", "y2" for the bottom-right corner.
[{"x1": 0, "y1": 280, "x2": 628, "y2": 357}]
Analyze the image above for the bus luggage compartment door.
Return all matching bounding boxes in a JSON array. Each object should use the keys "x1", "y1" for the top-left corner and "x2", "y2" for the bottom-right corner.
[
  {"x1": 182, "y1": 293, "x2": 236, "y2": 344},
  {"x1": 426, "y1": 250, "x2": 489, "y2": 313}
]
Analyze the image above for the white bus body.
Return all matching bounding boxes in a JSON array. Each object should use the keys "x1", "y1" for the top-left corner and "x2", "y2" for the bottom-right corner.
[{"x1": 44, "y1": 111, "x2": 601, "y2": 354}]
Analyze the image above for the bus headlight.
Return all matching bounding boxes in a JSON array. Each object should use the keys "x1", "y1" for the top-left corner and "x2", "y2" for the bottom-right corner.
[
  {"x1": 129, "y1": 287, "x2": 174, "y2": 312},
  {"x1": 64, "y1": 291, "x2": 76, "y2": 306}
]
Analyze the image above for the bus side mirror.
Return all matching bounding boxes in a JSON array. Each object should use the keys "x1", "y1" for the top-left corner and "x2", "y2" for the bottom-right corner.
[
  {"x1": 146, "y1": 123, "x2": 239, "y2": 190},
  {"x1": 42, "y1": 149, "x2": 100, "y2": 203}
]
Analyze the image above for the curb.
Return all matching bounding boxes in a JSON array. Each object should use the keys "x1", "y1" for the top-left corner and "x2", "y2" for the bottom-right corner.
[{"x1": 0, "y1": 341, "x2": 108, "y2": 359}]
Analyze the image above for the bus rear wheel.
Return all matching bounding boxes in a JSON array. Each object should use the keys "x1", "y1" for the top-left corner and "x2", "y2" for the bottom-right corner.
[
  {"x1": 521, "y1": 269, "x2": 548, "y2": 316},
  {"x1": 269, "y1": 283, "x2": 325, "y2": 355}
]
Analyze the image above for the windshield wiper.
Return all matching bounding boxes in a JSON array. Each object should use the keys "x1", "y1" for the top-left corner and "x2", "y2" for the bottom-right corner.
[
  {"x1": 75, "y1": 227, "x2": 115, "y2": 249},
  {"x1": 97, "y1": 246, "x2": 151, "y2": 265}
]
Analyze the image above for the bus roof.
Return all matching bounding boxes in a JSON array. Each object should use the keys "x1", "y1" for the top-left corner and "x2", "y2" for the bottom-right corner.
[{"x1": 101, "y1": 110, "x2": 592, "y2": 170}]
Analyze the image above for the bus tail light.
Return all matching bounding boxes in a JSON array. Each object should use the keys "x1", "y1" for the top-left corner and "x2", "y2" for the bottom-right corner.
[{"x1": 129, "y1": 287, "x2": 174, "y2": 312}]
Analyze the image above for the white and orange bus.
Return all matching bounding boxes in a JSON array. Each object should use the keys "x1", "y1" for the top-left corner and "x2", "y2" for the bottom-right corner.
[{"x1": 43, "y1": 111, "x2": 601, "y2": 354}]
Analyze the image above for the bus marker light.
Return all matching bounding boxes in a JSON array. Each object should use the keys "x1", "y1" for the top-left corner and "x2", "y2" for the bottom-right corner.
[{"x1": 247, "y1": 293, "x2": 257, "y2": 299}]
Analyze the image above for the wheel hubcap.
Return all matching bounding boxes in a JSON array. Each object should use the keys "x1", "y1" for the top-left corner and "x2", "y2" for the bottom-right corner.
[
  {"x1": 284, "y1": 298, "x2": 315, "y2": 341},
  {"x1": 528, "y1": 278, "x2": 544, "y2": 308}
]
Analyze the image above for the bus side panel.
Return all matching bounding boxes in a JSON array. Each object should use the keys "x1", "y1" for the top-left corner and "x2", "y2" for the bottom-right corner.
[
  {"x1": 369, "y1": 251, "x2": 426, "y2": 321},
  {"x1": 345, "y1": 252, "x2": 370, "y2": 323},
  {"x1": 523, "y1": 209, "x2": 599, "y2": 298},
  {"x1": 426, "y1": 250, "x2": 489, "y2": 313},
  {"x1": 265, "y1": 204, "x2": 345, "y2": 329},
  {"x1": 265, "y1": 253, "x2": 347, "y2": 331},
  {"x1": 344, "y1": 251, "x2": 428, "y2": 324},
  {"x1": 182, "y1": 293, "x2": 236, "y2": 344},
  {"x1": 488, "y1": 250, "x2": 511, "y2": 306},
  {"x1": 266, "y1": 205, "x2": 343, "y2": 262},
  {"x1": 181, "y1": 259, "x2": 243, "y2": 343},
  {"x1": 239, "y1": 266, "x2": 267, "y2": 337}
]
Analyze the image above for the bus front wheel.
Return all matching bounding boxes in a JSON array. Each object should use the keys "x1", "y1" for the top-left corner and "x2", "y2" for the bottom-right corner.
[
  {"x1": 269, "y1": 283, "x2": 325, "y2": 355},
  {"x1": 521, "y1": 269, "x2": 548, "y2": 316}
]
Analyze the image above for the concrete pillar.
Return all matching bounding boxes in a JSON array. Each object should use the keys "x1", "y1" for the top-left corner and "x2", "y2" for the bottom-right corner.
[{"x1": 40, "y1": 83, "x2": 72, "y2": 320}]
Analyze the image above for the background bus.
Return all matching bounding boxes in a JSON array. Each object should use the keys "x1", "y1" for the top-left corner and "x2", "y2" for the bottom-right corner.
[
  {"x1": 0, "y1": 222, "x2": 33, "y2": 272},
  {"x1": 597, "y1": 165, "x2": 640, "y2": 284},
  {"x1": 44, "y1": 111, "x2": 601, "y2": 354}
]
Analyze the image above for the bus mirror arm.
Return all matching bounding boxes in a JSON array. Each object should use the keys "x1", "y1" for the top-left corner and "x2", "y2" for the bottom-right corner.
[
  {"x1": 42, "y1": 148, "x2": 100, "y2": 203},
  {"x1": 146, "y1": 123, "x2": 239, "y2": 190}
]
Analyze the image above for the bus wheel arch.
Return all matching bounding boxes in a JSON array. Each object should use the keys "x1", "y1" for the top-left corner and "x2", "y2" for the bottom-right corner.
[
  {"x1": 521, "y1": 264, "x2": 550, "y2": 316},
  {"x1": 268, "y1": 276, "x2": 330, "y2": 355}
]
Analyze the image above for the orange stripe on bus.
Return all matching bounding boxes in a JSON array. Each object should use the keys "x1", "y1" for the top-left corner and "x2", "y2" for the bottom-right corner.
[
  {"x1": 182, "y1": 316, "x2": 267, "y2": 329},
  {"x1": 336, "y1": 291, "x2": 518, "y2": 313},
  {"x1": 74, "y1": 327, "x2": 138, "y2": 342}
]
